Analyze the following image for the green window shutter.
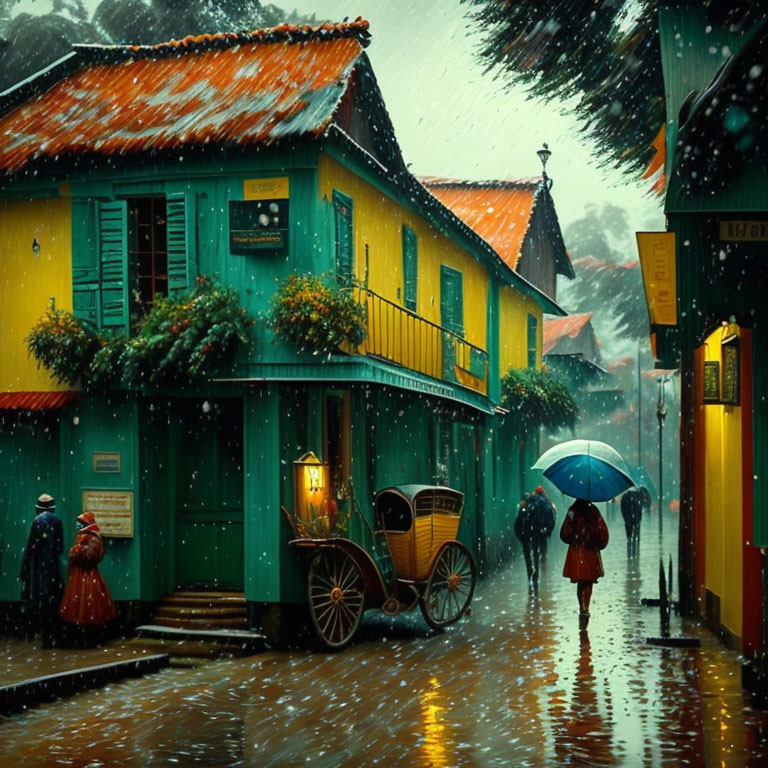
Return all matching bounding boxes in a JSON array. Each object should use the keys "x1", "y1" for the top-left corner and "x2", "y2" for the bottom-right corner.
[
  {"x1": 98, "y1": 200, "x2": 129, "y2": 332},
  {"x1": 333, "y1": 190, "x2": 354, "y2": 284},
  {"x1": 72, "y1": 199, "x2": 100, "y2": 326},
  {"x1": 440, "y1": 266, "x2": 464, "y2": 336},
  {"x1": 402, "y1": 225, "x2": 418, "y2": 312},
  {"x1": 167, "y1": 192, "x2": 193, "y2": 293},
  {"x1": 527, "y1": 313, "x2": 538, "y2": 368}
]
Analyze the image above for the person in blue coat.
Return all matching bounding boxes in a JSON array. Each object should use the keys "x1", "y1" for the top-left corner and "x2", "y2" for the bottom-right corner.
[
  {"x1": 515, "y1": 486, "x2": 557, "y2": 587},
  {"x1": 20, "y1": 493, "x2": 64, "y2": 648}
]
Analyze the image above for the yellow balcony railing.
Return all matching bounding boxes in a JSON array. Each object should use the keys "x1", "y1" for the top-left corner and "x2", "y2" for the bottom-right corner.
[{"x1": 350, "y1": 286, "x2": 488, "y2": 395}]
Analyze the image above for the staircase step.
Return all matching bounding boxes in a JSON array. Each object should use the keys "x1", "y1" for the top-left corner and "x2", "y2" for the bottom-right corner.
[
  {"x1": 153, "y1": 615, "x2": 248, "y2": 630},
  {"x1": 155, "y1": 606, "x2": 247, "y2": 619},
  {"x1": 161, "y1": 594, "x2": 246, "y2": 608},
  {"x1": 132, "y1": 625, "x2": 265, "y2": 658}
]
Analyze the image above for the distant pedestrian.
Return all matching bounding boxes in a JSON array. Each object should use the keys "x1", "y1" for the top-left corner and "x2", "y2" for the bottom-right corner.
[
  {"x1": 621, "y1": 486, "x2": 646, "y2": 558},
  {"x1": 515, "y1": 486, "x2": 556, "y2": 588},
  {"x1": 59, "y1": 512, "x2": 117, "y2": 646},
  {"x1": 560, "y1": 498, "x2": 609, "y2": 630},
  {"x1": 20, "y1": 493, "x2": 64, "y2": 648}
]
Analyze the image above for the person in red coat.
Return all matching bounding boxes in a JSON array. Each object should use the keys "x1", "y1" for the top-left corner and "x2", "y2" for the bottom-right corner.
[
  {"x1": 560, "y1": 498, "x2": 609, "y2": 630},
  {"x1": 59, "y1": 512, "x2": 117, "y2": 643}
]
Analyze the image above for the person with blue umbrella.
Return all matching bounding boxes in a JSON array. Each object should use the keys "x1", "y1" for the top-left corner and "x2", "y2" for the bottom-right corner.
[{"x1": 533, "y1": 440, "x2": 634, "y2": 630}]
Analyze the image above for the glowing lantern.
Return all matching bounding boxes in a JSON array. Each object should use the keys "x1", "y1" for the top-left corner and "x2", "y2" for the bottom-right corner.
[{"x1": 293, "y1": 451, "x2": 330, "y2": 522}]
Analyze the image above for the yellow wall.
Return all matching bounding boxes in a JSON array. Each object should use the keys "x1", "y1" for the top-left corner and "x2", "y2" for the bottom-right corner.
[
  {"x1": 0, "y1": 197, "x2": 72, "y2": 391},
  {"x1": 702, "y1": 324, "x2": 742, "y2": 641},
  {"x1": 318, "y1": 155, "x2": 487, "y2": 346},
  {"x1": 499, "y1": 285, "x2": 541, "y2": 374}
]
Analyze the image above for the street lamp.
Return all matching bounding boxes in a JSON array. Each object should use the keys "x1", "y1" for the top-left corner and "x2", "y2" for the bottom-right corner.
[
  {"x1": 537, "y1": 143, "x2": 553, "y2": 188},
  {"x1": 656, "y1": 376, "x2": 669, "y2": 534}
]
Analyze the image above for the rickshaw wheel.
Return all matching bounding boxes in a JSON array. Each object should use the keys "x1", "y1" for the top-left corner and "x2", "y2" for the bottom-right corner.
[
  {"x1": 308, "y1": 548, "x2": 365, "y2": 650},
  {"x1": 420, "y1": 542, "x2": 476, "y2": 630}
]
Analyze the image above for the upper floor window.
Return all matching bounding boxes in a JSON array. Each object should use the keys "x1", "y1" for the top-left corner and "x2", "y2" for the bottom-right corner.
[
  {"x1": 440, "y1": 266, "x2": 464, "y2": 336},
  {"x1": 128, "y1": 197, "x2": 168, "y2": 317},
  {"x1": 527, "y1": 313, "x2": 538, "y2": 368},
  {"x1": 333, "y1": 190, "x2": 354, "y2": 285},
  {"x1": 402, "y1": 225, "x2": 418, "y2": 312}
]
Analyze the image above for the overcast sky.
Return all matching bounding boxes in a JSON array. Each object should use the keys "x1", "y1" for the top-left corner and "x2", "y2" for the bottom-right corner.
[{"x1": 19, "y1": 0, "x2": 664, "y2": 246}]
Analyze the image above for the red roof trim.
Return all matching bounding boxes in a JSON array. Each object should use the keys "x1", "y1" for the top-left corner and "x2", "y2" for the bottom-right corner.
[{"x1": 0, "y1": 391, "x2": 79, "y2": 411}]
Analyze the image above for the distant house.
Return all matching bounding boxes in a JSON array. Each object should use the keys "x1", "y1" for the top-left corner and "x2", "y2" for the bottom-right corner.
[{"x1": 421, "y1": 177, "x2": 574, "y2": 303}]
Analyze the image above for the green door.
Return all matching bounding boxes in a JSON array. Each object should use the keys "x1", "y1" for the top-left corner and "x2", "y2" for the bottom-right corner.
[
  {"x1": 454, "y1": 422, "x2": 479, "y2": 555},
  {"x1": 175, "y1": 399, "x2": 244, "y2": 590},
  {"x1": 440, "y1": 266, "x2": 464, "y2": 381}
]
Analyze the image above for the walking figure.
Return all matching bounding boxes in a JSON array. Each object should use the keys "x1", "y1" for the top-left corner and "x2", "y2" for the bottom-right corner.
[
  {"x1": 560, "y1": 498, "x2": 609, "y2": 630},
  {"x1": 59, "y1": 512, "x2": 117, "y2": 646},
  {"x1": 20, "y1": 493, "x2": 63, "y2": 648},
  {"x1": 515, "y1": 485, "x2": 556, "y2": 587},
  {"x1": 620, "y1": 486, "x2": 647, "y2": 558}
]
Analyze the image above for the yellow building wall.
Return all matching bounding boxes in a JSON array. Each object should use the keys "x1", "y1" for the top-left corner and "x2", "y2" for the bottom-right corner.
[
  {"x1": 499, "y1": 285, "x2": 541, "y2": 374},
  {"x1": 0, "y1": 197, "x2": 72, "y2": 391},
  {"x1": 318, "y1": 154, "x2": 491, "y2": 389},
  {"x1": 702, "y1": 324, "x2": 743, "y2": 642}
]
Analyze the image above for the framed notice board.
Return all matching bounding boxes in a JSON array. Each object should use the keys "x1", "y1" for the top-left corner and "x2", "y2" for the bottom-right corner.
[
  {"x1": 229, "y1": 199, "x2": 288, "y2": 253},
  {"x1": 703, "y1": 360, "x2": 720, "y2": 403},
  {"x1": 721, "y1": 340, "x2": 740, "y2": 405}
]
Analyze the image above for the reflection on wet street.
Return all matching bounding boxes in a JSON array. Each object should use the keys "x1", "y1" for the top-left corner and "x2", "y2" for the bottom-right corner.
[{"x1": 2, "y1": 510, "x2": 767, "y2": 766}]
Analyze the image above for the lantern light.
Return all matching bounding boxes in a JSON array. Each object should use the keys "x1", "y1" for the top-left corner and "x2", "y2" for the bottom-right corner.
[{"x1": 293, "y1": 451, "x2": 330, "y2": 522}]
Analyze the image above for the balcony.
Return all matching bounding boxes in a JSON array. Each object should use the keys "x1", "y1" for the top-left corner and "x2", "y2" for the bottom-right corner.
[{"x1": 350, "y1": 286, "x2": 488, "y2": 396}]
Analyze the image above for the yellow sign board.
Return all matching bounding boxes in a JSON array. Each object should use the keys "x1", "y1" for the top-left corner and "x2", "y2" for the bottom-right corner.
[
  {"x1": 82, "y1": 490, "x2": 134, "y2": 538},
  {"x1": 243, "y1": 177, "x2": 289, "y2": 201},
  {"x1": 720, "y1": 220, "x2": 768, "y2": 241},
  {"x1": 637, "y1": 231, "x2": 677, "y2": 326}
]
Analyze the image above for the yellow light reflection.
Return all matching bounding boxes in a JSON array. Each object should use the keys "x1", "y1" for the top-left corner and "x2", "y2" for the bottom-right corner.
[{"x1": 420, "y1": 676, "x2": 449, "y2": 767}]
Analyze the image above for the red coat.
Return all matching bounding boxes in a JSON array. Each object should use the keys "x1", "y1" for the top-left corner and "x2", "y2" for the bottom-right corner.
[
  {"x1": 560, "y1": 501, "x2": 609, "y2": 583},
  {"x1": 59, "y1": 524, "x2": 117, "y2": 626}
]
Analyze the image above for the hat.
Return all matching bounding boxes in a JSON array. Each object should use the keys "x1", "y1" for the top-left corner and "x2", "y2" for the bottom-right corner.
[
  {"x1": 77, "y1": 511, "x2": 96, "y2": 526},
  {"x1": 534, "y1": 486, "x2": 545, "y2": 495},
  {"x1": 35, "y1": 493, "x2": 55, "y2": 512}
]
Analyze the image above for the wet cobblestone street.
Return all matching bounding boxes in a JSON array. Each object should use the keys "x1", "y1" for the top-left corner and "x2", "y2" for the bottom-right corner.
[{"x1": 2, "y1": 509, "x2": 767, "y2": 767}]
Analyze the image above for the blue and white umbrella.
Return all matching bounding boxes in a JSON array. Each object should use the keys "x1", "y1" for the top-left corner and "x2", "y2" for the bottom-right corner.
[{"x1": 532, "y1": 439, "x2": 634, "y2": 502}]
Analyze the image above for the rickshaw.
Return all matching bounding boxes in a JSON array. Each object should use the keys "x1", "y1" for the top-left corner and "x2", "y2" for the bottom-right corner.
[{"x1": 289, "y1": 485, "x2": 477, "y2": 650}]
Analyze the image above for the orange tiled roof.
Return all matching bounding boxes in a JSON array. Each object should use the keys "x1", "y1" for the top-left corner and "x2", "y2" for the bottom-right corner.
[
  {"x1": 572, "y1": 255, "x2": 639, "y2": 271},
  {"x1": 0, "y1": 19, "x2": 371, "y2": 175},
  {"x1": 420, "y1": 178, "x2": 541, "y2": 270},
  {"x1": 543, "y1": 313, "x2": 593, "y2": 355},
  {"x1": 0, "y1": 391, "x2": 78, "y2": 410}
]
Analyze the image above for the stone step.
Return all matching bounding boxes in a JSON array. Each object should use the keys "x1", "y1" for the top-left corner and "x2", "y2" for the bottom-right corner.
[
  {"x1": 159, "y1": 593, "x2": 246, "y2": 608},
  {"x1": 152, "y1": 615, "x2": 249, "y2": 630},
  {"x1": 155, "y1": 605, "x2": 247, "y2": 619},
  {"x1": 132, "y1": 625, "x2": 265, "y2": 658}
]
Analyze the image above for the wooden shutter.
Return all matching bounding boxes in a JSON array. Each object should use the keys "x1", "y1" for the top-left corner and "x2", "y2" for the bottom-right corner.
[
  {"x1": 402, "y1": 225, "x2": 418, "y2": 312},
  {"x1": 167, "y1": 192, "x2": 192, "y2": 293},
  {"x1": 527, "y1": 313, "x2": 538, "y2": 368},
  {"x1": 72, "y1": 199, "x2": 100, "y2": 326},
  {"x1": 333, "y1": 190, "x2": 354, "y2": 284},
  {"x1": 440, "y1": 266, "x2": 464, "y2": 336},
  {"x1": 98, "y1": 200, "x2": 129, "y2": 332}
]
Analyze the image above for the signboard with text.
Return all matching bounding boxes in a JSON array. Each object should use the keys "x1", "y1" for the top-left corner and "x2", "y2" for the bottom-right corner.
[
  {"x1": 82, "y1": 490, "x2": 134, "y2": 538},
  {"x1": 637, "y1": 231, "x2": 677, "y2": 326},
  {"x1": 720, "y1": 220, "x2": 768, "y2": 242},
  {"x1": 230, "y1": 176, "x2": 290, "y2": 254}
]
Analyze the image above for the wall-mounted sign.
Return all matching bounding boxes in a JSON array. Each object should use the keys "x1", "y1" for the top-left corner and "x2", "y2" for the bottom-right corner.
[
  {"x1": 637, "y1": 232, "x2": 677, "y2": 326},
  {"x1": 93, "y1": 452, "x2": 121, "y2": 473},
  {"x1": 244, "y1": 177, "x2": 289, "y2": 201},
  {"x1": 229, "y1": 199, "x2": 288, "y2": 253},
  {"x1": 82, "y1": 490, "x2": 134, "y2": 538},
  {"x1": 722, "y1": 340, "x2": 740, "y2": 405},
  {"x1": 720, "y1": 220, "x2": 768, "y2": 242},
  {"x1": 703, "y1": 360, "x2": 720, "y2": 403}
]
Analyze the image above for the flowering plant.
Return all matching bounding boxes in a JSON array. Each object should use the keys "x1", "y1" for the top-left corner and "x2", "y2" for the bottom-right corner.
[
  {"x1": 501, "y1": 366, "x2": 578, "y2": 432},
  {"x1": 267, "y1": 274, "x2": 367, "y2": 355},
  {"x1": 26, "y1": 277, "x2": 253, "y2": 390}
]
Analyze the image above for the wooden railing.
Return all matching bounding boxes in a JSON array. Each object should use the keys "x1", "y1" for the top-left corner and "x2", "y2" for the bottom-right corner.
[{"x1": 349, "y1": 286, "x2": 488, "y2": 395}]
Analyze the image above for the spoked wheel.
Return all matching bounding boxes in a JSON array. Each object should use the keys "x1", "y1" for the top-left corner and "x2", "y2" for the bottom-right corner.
[
  {"x1": 420, "y1": 542, "x2": 476, "y2": 630},
  {"x1": 308, "y1": 548, "x2": 365, "y2": 650}
]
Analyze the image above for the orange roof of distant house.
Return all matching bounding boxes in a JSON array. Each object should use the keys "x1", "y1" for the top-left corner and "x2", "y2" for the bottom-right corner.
[
  {"x1": 0, "y1": 19, "x2": 371, "y2": 174},
  {"x1": 543, "y1": 313, "x2": 593, "y2": 354},
  {"x1": 607, "y1": 356, "x2": 633, "y2": 373},
  {"x1": 420, "y1": 177, "x2": 542, "y2": 271},
  {"x1": 572, "y1": 256, "x2": 639, "y2": 271}
]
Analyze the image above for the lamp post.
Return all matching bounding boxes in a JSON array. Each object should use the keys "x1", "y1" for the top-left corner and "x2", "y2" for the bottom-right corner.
[
  {"x1": 656, "y1": 376, "x2": 668, "y2": 535},
  {"x1": 537, "y1": 143, "x2": 553, "y2": 189}
]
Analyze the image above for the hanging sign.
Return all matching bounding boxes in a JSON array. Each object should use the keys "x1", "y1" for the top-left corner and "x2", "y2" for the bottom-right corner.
[
  {"x1": 703, "y1": 360, "x2": 720, "y2": 403},
  {"x1": 637, "y1": 232, "x2": 677, "y2": 326},
  {"x1": 230, "y1": 177, "x2": 290, "y2": 253},
  {"x1": 82, "y1": 490, "x2": 134, "y2": 538},
  {"x1": 719, "y1": 220, "x2": 768, "y2": 242}
]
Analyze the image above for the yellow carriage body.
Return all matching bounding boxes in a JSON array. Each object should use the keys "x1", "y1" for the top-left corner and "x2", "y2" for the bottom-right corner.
[{"x1": 375, "y1": 486, "x2": 464, "y2": 581}]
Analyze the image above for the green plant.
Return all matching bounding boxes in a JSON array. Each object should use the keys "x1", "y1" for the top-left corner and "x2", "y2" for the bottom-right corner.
[
  {"x1": 26, "y1": 277, "x2": 253, "y2": 390},
  {"x1": 26, "y1": 306, "x2": 103, "y2": 387},
  {"x1": 501, "y1": 366, "x2": 579, "y2": 432},
  {"x1": 267, "y1": 274, "x2": 367, "y2": 355}
]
